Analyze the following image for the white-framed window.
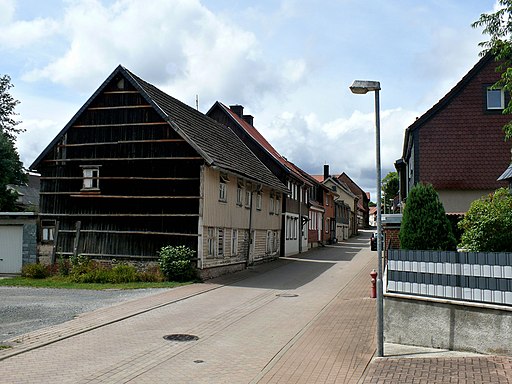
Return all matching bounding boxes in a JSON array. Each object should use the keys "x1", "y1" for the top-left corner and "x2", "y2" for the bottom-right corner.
[
  {"x1": 231, "y1": 229, "x2": 238, "y2": 255},
  {"x1": 293, "y1": 218, "x2": 298, "y2": 239},
  {"x1": 256, "y1": 192, "x2": 262, "y2": 210},
  {"x1": 487, "y1": 87, "x2": 505, "y2": 110},
  {"x1": 236, "y1": 179, "x2": 244, "y2": 206},
  {"x1": 275, "y1": 194, "x2": 280, "y2": 215},
  {"x1": 269, "y1": 193, "x2": 275, "y2": 214},
  {"x1": 266, "y1": 230, "x2": 273, "y2": 254},
  {"x1": 41, "y1": 220, "x2": 56, "y2": 242},
  {"x1": 245, "y1": 183, "x2": 252, "y2": 208},
  {"x1": 207, "y1": 227, "x2": 215, "y2": 257},
  {"x1": 217, "y1": 228, "x2": 225, "y2": 257},
  {"x1": 81, "y1": 165, "x2": 100, "y2": 190}
]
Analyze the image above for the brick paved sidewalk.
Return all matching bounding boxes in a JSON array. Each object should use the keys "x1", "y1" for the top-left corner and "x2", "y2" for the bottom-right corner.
[
  {"x1": 253, "y1": 253, "x2": 377, "y2": 384},
  {"x1": 360, "y1": 355, "x2": 512, "y2": 384}
]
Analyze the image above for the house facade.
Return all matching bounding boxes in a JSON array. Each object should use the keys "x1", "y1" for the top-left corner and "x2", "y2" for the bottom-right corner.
[
  {"x1": 396, "y1": 54, "x2": 511, "y2": 214},
  {"x1": 207, "y1": 103, "x2": 309, "y2": 256},
  {"x1": 337, "y1": 173, "x2": 369, "y2": 231},
  {"x1": 30, "y1": 66, "x2": 286, "y2": 278}
]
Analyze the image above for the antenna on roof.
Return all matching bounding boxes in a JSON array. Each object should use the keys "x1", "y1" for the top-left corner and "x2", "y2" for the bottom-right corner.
[{"x1": 196, "y1": 95, "x2": 199, "y2": 111}]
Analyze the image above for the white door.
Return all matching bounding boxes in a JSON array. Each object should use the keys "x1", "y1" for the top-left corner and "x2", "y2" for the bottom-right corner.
[{"x1": 0, "y1": 226, "x2": 23, "y2": 274}]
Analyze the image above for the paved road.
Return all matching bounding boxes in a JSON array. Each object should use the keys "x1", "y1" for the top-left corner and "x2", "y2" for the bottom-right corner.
[{"x1": 0, "y1": 231, "x2": 376, "y2": 383}]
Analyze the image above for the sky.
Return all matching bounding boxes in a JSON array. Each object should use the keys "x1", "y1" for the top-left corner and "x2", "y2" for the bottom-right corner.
[{"x1": 0, "y1": 0, "x2": 500, "y2": 201}]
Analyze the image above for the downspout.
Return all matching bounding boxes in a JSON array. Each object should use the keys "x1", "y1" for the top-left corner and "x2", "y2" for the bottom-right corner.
[{"x1": 246, "y1": 189, "x2": 254, "y2": 266}]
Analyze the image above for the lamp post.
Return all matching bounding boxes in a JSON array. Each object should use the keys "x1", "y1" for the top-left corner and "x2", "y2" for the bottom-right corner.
[{"x1": 350, "y1": 80, "x2": 384, "y2": 357}]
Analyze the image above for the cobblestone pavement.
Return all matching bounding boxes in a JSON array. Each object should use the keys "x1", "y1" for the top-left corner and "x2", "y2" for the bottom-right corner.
[{"x1": 1, "y1": 230, "x2": 512, "y2": 383}]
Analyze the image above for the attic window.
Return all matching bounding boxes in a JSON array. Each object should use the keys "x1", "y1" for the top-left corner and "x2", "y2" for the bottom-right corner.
[
  {"x1": 487, "y1": 87, "x2": 504, "y2": 110},
  {"x1": 81, "y1": 165, "x2": 101, "y2": 190},
  {"x1": 117, "y1": 78, "x2": 125, "y2": 90}
]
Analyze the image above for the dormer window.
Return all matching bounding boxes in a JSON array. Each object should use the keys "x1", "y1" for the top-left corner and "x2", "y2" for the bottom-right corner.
[
  {"x1": 81, "y1": 165, "x2": 101, "y2": 191},
  {"x1": 487, "y1": 87, "x2": 505, "y2": 110}
]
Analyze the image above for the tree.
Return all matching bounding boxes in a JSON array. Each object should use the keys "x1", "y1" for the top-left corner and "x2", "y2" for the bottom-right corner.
[
  {"x1": 382, "y1": 172, "x2": 399, "y2": 213},
  {"x1": 473, "y1": 1, "x2": 512, "y2": 140},
  {"x1": 458, "y1": 188, "x2": 512, "y2": 252},
  {"x1": 399, "y1": 183, "x2": 457, "y2": 251},
  {"x1": 0, "y1": 75, "x2": 24, "y2": 141},
  {"x1": 0, "y1": 132, "x2": 24, "y2": 211},
  {"x1": 0, "y1": 74, "x2": 25, "y2": 211}
]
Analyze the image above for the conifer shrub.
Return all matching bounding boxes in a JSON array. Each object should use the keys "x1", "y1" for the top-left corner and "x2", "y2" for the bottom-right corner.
[
  {"x1": 458, "y1": 188, "x2": 512, "y2": 252},
  {"x1": 399, "y1": 183, "x2": 457, "y2": 251}
]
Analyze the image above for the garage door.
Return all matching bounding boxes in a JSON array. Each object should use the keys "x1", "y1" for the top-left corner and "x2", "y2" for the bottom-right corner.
[{"x1": 0, "y1": 225, "x2": 23, "y2": 274}]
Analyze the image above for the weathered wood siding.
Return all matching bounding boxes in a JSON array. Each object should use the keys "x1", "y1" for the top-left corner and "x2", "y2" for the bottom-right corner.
[{"x1": 36, "y1": 74, "x2": 203, "y2": 260}]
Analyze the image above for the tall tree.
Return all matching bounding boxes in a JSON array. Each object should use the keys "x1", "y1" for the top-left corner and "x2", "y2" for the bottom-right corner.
[
  {"x1": 473, "y1": 1, "x2": 512, "y2": 140},
  {"x1": 0, "y1": 75, "x2": 25, "y2": 211},
  {"x1": 0, "y1": 75, "x2": 24, "y2": 141},
  {"x1": 382, "y1": 171, "x2": 399, "y2": 213}
]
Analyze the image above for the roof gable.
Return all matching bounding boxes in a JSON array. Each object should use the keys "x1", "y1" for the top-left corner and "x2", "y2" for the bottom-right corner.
[{"x1": 31, "y1": 66, "x2": 286, "y2": 192}]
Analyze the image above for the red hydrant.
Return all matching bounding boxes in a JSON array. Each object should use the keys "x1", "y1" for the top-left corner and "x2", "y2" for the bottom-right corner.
[{"x1": 370, "y1": 269, "x2": 377, "y2": 298}]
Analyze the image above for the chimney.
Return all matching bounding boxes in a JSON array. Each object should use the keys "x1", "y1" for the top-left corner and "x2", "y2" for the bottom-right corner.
[
  {"x1": 323, "y1": 164, "x2": 330, "y2": 181},
  {"x1": 230, "y1": 105, "x2": 244, "y2": 117},
  {"x1": 243, "y1": 115, "x2": 254, "y2": 126}
]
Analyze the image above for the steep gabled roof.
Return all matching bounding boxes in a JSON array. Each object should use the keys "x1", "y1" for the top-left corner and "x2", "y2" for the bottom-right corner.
[
  {"x1": 31, "y1": 65, "x2": 286, "y2": 192},
  {"x1": 208, "y1": 102, "x2": 312, "y2": 187},
  {"x1": 402, "y1": 54, "x2": 494, "y2": 159}
]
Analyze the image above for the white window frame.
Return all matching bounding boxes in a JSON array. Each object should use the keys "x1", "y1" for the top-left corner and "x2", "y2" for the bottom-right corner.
[
  {"x1": 81, "y1": 165, "x2": 101, "y2": 190},
  {"x1": 269, "y1": 193, "x2": 275, "y2": 214},
  {"x1": 245, "y1": 183, "x2": 252, "y2": 208},
  {"x1": 217, "y1": 228, "x2": 225, "y2": 257},
  {"x1": 275, "y1": 194, "x2": 280, "y2": 215},
  {"x1": 487, "y1": 87, "x2": 505, "y2": 110},
  {"x1": 41, "y1": 220, "x2": 56, "y2": 242},
  {"x1": 236, "y1": 179, "x2": 243, "y2": 206},
  {"x1": 231, "y1": 229, "x2": 238, "y2": 255},
  {"x1": 207, "y1": 227, "x2": 215, "y2": 257},
  {"x1": 256, "y1": 192, "x2": 262, "y2": 210}
]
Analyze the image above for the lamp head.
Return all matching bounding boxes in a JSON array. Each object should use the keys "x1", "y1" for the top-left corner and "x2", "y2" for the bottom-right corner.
[{"x1": 350, "y1": 80, "x2": 381, "y2": 94}]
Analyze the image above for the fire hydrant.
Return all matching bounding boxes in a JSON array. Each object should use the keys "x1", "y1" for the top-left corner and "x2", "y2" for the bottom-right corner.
[{"x1": 370, "y1": 269, "x2": 377, "y2": 299}]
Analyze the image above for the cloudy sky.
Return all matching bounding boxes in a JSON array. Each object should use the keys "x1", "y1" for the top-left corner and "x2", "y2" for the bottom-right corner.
[{"x1": 0, "y1": 0, "x2": 498, "y2": 200}]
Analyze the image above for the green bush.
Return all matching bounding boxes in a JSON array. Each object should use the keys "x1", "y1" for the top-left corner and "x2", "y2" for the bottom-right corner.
[
  {"x1": 399, "y1": 183, "x2": 457, "y2": 251},
  {"x1": 159, "y1": 245, "x2": 196, "y2": 282},
  {"x1": 21, "y1": 263, "x2": 50, "y2": 279},
  {"x1": 458, "y1": 188, "x2": 512, "y2": 251}
]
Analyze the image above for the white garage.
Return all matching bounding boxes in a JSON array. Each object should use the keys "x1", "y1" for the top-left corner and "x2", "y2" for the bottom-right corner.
[
  {"x1": 0, "y1": 213, "x2": 37, "y2": 275},
  {"x1": 0, "y1": 225, "x2": 23, "y2": 274}
]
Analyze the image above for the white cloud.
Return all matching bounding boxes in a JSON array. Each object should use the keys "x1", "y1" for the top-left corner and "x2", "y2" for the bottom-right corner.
[
  {"x1": 260, "y1": 107, "x2": 418, "y2": 199},
  {"x1": 0, "y1": 0, "x2": 58, "y2": 48}
]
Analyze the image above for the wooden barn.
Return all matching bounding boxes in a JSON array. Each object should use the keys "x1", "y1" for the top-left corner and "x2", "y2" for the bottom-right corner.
[{"x1": 30, "y1": 65, "x2": 287, "y2": 277}]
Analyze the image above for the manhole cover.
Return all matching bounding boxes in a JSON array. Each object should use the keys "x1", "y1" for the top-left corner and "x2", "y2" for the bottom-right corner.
[
  {"x1": 276, "y1": 293, "x2": 299, "y2": 298},
  {"x1": 163, "y1": 334, "x2": 199, "y2": 342}
]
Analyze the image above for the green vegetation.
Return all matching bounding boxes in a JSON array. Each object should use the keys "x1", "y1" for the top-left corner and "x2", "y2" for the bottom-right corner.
[
  {"x1": 458, "y1": 188, "x2": 512, "y2": 252},
  {"x1": 399, "y1": 183, "x2": 457, "y2": 251},
  {"x1": 0, "y1": 74, "x2": 25, "y2": 211},
  {"x1": 3, "y1": 247, "x2": 198, "y2": 289},
  {"x1": 158, "y1": 245, "x2": 197, "y2": 282},
  {"x1": 0, "y1": 276, "x2": 187, "y2": 290},
  {"x1": 382, "y1": 172, "x2": 399, "y2": 213}
]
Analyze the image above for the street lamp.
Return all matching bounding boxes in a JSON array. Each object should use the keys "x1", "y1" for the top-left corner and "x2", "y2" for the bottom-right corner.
[{"x1": 350, "y1": 79, "x2": 384, "y2": 357}]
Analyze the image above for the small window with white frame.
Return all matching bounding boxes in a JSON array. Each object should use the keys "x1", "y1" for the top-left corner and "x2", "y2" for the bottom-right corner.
[
  {"x1": 269, "y1": 193, "x2": 274, "y2": 214},
  {"x1": 245, "y1": 182, "x2": 252, "y2": 208},
  {"x1": 219, "y1": 173, "x2": 229, "y2": 202},
  {"x1": 81, "y1": 165, "x2": 100, "y2": 190},
  {"x1": 236, "y1": 179, "x2": 244, "y2": 206},
  {"x1": 275, "y1": 194, "x2": 280, "y2": 215},
  {"x1": 41, "y1": 220, "x2": 56, "y2": 242},
  {"x1": 207, "y1": 227, "x2": 215, "y2": 257},
  {"x1": 256, "y1": 192, "x2": 262, "y2": 210},
  {"x1": 231, "y1": 229, "x2": 238, "y2": 255},
  {"x1": 487, "y1": 86, "x2": 505, "y2": 110},
  {"x1": 217, "y1": 228, "x2": 225, "y2": 257}
]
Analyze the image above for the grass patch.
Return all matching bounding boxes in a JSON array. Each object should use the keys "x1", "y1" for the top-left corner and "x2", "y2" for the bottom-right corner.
[
  {"x1": 0, "y1": 345, "x2": 12, "y2": 350},
  {"x1": 0, "y1": 276, "x2": 192, "y2": 290}
]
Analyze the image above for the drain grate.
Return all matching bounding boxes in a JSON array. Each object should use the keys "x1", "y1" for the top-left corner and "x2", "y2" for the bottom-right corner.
[
  {"x1": 276, "y1": 293, "x2": 299, "y2": 298},
  {"x1": 163, "y1": 334, "x2": 199, "y2": 342}
]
